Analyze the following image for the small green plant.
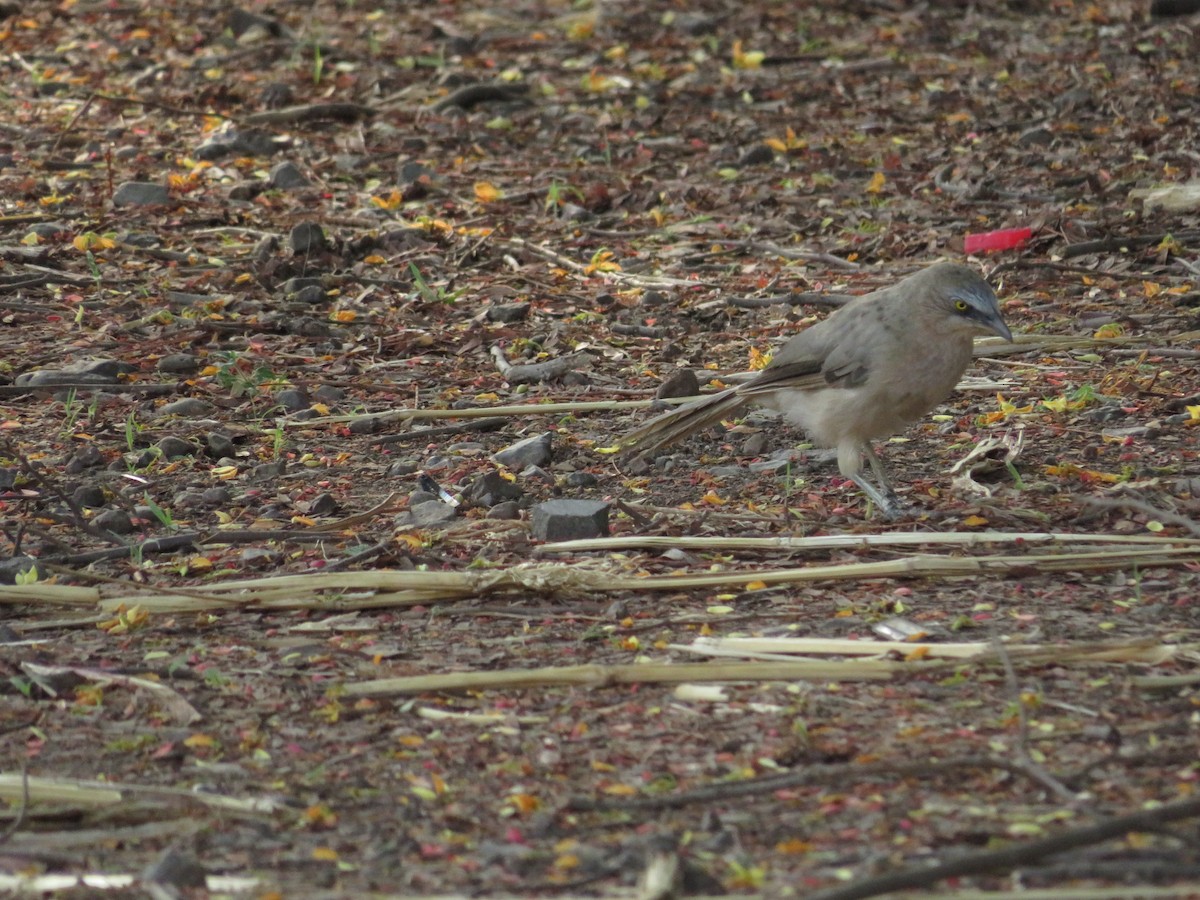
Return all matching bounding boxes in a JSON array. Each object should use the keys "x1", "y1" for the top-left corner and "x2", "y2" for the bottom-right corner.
[
  {"x1": 141, "y1": 493, "x2": 176, "y2": 530},
  {"x1": 60, "y1": 388, "x2": 81, "y2": 437},
  {"x1": 124, "y1": 409, "x2": 142, "y2": 453},
  {"x1": 312, "y1": 43, "x2": 324, "y2": 85},
  {"x1": 264, "y1": 424, "x2": 287, "y2": 459},
  {"x1": 212, "y1": 351, "x2": 289, "y2": 399},
  {"x1": 544, "y1": 180, "x2": 583, "y2": 213},
  {"x1": 15, "y1": 564, "x2": 38, "y2": 586},
  {"x1": 408, "y1": 263, "x2": 461, "y2": 305}
]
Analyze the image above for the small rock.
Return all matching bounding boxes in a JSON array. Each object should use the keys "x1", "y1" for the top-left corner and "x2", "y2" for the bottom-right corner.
[
  {"x1": 0, "y1": 556, "x2": 38, "y2": 585},
  {"x1": 737, "y1": 144, "x2": 775, "y2": 167},
  {"x1": 201, "y1": 486, "x2": 233, "y2": 506},
  {"x1": 493, "y1": 433, "x2": 553, "y2": 469},
  {"x1": 156, "y1": 398, "x2": 213, "y2": 417},
  {"x1": 290, "y1": 222, "x2": 328, "y2": 254},
  {"x1": 409, "y1": 500, "x2": 457, "y2": 525},
  {"x1": 564, "y1": 471, "x2": 598, "y2": 488},
  {"x1": 276, "y1": 388, "x2": 309, "y2": 412},
  {"x1": 308, "y1": 492, "x2": 338, "y2": 516},
  {"x1": 142, "y1": 847, "x2": 208, "y2": 889},
  {"x1": 16, "y1": 358, "x2": 130, "y2": 387},
  {"x1": 268, "y1": 161, "x2": 310, "y2": 190},
  {"x1": 155, "y1": 436, "x2": 195, "y2": 459},
  {"x1": 656, "y1": 369, "x2": 700, "y2": 400},
  {"x1": 312, "y1": 384, "x2": 344, "y2": 405},
  {"x1": 465, "y1": 471, "x2": 523, "y2": 507},
  {"x1": 1018, "y1": 126, "x2": 1054, "y2": 147},
  {"x1": 113, "y1": 181, "x2": 169, "y2": 207},
  {"x1": 252, "y1": 460, "x2": 286, "y2": 480},
  {"x1": 291, "y1": 285, "x2": 327, "y2": 304},
  {"x1": 530, "y1": 499, "x2": 610, "y2": 541},
  {"x1": 348, "y1": 417, "x2": 381, "y2": 435},
  {"x1": 281, "y1": 277, "x2": 324, "y2": 296},
  {"x1": 741, "y1": 432, "x2": 768, "y2": 456},
  {"x1": 447, "y1": 441, "x2": 486, "y2": 454},
  {"x1": 93, "y1": 509, "x2": 135, "y2": 534},
  {"x1": 72, "y1": 484, "x2": 107, "y2": 508},
  {"x1": 487, "y1": 500, "x2": 521, "y2": 520},
  {"x1": 204, "y1": 432, "x2": 235, "y2": 458},
  {"x1": 486, "y1": 303, "x2": 531, "y2": 323},
  {"x1": 386, "y1": 460, "x2": 421, "y2": 477},
  {"x1": 408, "y1": 490, "x2": 438, "y2": 507},
  {"x1": 260, "y1": 82, "x2": 294, "y2": 108},
  {"x1": 65, "y1": 445, "x2": 105, "y2": 474},
  {"x1": 156, "y1": 353, "x2": 200, "y2": 374}
]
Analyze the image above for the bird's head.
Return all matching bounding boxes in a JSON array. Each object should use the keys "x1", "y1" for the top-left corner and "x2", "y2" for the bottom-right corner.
[{"x1": 922, "y1": 262, "x2": 1013, "y2": 342}]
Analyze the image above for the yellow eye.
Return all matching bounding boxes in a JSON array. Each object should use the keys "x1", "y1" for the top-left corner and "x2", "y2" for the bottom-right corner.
[{"x1": 954, "y1": 299, "x2": 969, "y2": 312}]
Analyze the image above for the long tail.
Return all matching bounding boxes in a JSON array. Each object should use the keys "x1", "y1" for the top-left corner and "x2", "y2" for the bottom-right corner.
[{"x1": 617, "y1": 388, "x2": 748, "y2": 457}]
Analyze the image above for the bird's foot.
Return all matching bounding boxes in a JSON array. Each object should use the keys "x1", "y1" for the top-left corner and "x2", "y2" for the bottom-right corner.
[{"x1": 850, "y1": 475, "x2": 905, "y2": 520}]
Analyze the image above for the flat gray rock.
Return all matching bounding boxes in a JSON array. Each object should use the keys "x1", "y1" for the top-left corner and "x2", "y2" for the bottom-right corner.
[{"x1": 530, "y1": 499, "x2": 609, "y2": 542}]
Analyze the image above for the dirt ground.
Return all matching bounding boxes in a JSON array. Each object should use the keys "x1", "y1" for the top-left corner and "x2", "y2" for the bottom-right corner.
[{"x1": 1, "y1": 0, "x2": 1199, "y2": 896}]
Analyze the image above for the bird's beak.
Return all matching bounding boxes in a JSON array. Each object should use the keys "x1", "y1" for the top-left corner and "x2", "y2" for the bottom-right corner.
[{"x1": 987, "y1": 312, "x2": 1013, "y2": 342}]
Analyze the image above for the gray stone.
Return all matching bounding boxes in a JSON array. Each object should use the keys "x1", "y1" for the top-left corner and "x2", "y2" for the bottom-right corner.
[
  {"x1": 486, "y1": 303, "x2": 531, "y2": 323},
  {"x1": 408, "y1": 490, "x2": 438, "y2": 507},
  {"x1": 71, "y1": 485, "x2": 107, "y2": 508},
  {"x1": 113, "y1": 181, "x2": 169, "y2": 206},
  {"x1": 290, "y1": 222, "x2": 328, "y2": 254},
  {"x1": 564, "y1": 471, "x2": 598, "y2": 488},
  {"x1": 155, "y1": 436, "x2": 195, "y2": 459},
  {"x1": 656, "y1": 369, "x2": 700, "y2": 400},
  {"x1": 16, "y1": 358, "x2": 130, "y2": 387},
  {"x1": 492, "y1": 433, "x2": 552, "y2": 469},
  {"x1": 308, "y1": 492, "x2": 338, "y2": 516},
  {"x1": 93, "y1": 509, "x2": 135, "y2": 534},
  {"x1": 0, "y1": 556, "x2": 38, "y2": 585},
  {"x1": 65, "y1": 445, "x2": 105, "y2": 474},
  {"x1": 157, "y1": 353, "x2": 200, "y2": 374},
  {"x1": 465, "y1": 471, "x2": 523, "y2": 507},
  {"x1": 252, "y1": 460, "x2": 286, "y2": 480},
  {"x1": 269, "y1": 161, "x2": 310, "y2": 190},
  {"x1": 155, "y1": 398, "x2": 213, "y2": 418},
  {"x1": 201, "y1": 486, "x2": 232, "y2": 506},
  {"x1": 487, "y1": 500, "x2": 521, "y2": 520},
  {"x1": 410, "y1": 500, "x2": 457, "y2": 525},
  {"x1": 530, "y1": 499, "x2": 610, "y2": 541},
  {"x1": 276, "y1": 389, "x2": 309, "y2": 411},
  {"x1": 204, "y1": 433, "x2": 235, "y2": 458}
]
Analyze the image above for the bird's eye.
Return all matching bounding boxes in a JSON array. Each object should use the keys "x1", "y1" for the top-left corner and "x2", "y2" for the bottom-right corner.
[{"x1": 954, "y1": 299, "x2": 969, "y2": 312}]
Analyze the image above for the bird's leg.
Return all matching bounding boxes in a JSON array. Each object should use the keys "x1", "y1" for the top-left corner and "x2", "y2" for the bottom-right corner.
[
  {"x1": 855, "y1": 445, "x2": 902, "y2": 518},
  {"x1": 850, "y1": 473, "x2": 899, "y2": 520}
]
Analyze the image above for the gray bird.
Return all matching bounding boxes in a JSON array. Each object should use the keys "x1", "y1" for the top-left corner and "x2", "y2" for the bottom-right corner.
[{"x1": 616, "y1": 262, "x2": 1013, "y2": 516}]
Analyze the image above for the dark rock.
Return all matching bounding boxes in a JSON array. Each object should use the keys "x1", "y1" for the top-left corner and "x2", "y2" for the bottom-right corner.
[
  {"x1": 493, "y1": 433, "x2": 553, "y2": 468},
  {"x1": 71, "y1": 484, "x2": 107, "y2": 508},
  {"x1": 308, "y1": 492, "x2": 338, "y2": 516},
  {"x1": 260, "y1": 82, "x2": 294, "y2": 108},
  {"x1": 530, "y1": 499, "x2": 610, "y2": 541},
  {"x1": 93, "y1": 509, "x2": 135, "y2": 534},
  {"x1": 741, "y1": 432, "x2": 768, "y2": 456},
  {"x1": 268, "y1": 161, "x2": 310, "y2": 190},
  {"x1": 564, "y1": 471, "x2": 598, "y2": 488},
  {"x1": 656, "y1": 369, "x2": 700, "y2": 400},
  {"x1": 155, "y1": 436, "x2": 195, "y2": 459},
  {"x1": 348, "y1": 417, "x2": 381, "y2": 434},
  {"x1": 281, "y1": 277, "x2": 324, "y2": 296},
  {"x1": 291, "y1": 285, "x2": 327, "y2": 304},
  {"x1": 252, "y1": 460, "x2": 286, "y2": 480},
  {"x1": 113, "y1": 181, "x2": 169, "y2": 206},
  {"x1": 486, "y1": 302, "x2": 531, "y2": 324},
  {"x1": 156, "y1": 398, "x2": 213, "y2": 418},
  {"x1": 1018, "y1": 126, "x2": 1054, "y2": 147},
  {"x1": 289, "y1": 222, "x2": 328, "y2": 254},
  {"x1": 408, "y1": 490, "x2": 438, "y2": 507},
  {"x1": 201, "y1": 486, "x2": 233, "y2": 506},
  {"x1": 487, "y1": 500, "x2": 521, "y2": 520},
  {"x1": 409, "y1": 500, "x2": 457, "y2": 525},
  {"x1": 738, "y1": 144, "x2": 775, "y2": 167},
  {"x1": 386, "y1": 460, "x2": 421, "y2": 477},
  {"x1": 312, "y1": 385, "x2": 344, "y2": 404},
  {"x1": 142, "y1": 847, "x2": 208, "y2": 889},
  {"x1": 16, "y1": 358, "x2": 131, "y2": 387},
  {"x1": 156, "y1": 353, "x2": 200, "y2": 374},
  {"x1": 465, "y1": 471, "x2": 523, "y2": 507},
  {"x1": 204, "y1": 433, "x2": 235, "y2": 458},
  {"x1": 65, "y1": 444, "x2": 105, "y2": 474},
  {"x1": 276, "y1": 388, "x2": 309, "y2": 412},
  {"x1": 0, "y1": 556, "x2": 38, "y2": 584}
]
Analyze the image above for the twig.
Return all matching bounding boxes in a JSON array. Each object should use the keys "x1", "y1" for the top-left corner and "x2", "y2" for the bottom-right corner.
[
  {"x1": 1080, "y1": 496, "x2": 1200, "y2": 537},
  {"x1": 489, "y1": 345, "x2": 591, "y2": 384},
  {"x1": 801, "y1": 792, "x2": 1200, "y2": 900}
]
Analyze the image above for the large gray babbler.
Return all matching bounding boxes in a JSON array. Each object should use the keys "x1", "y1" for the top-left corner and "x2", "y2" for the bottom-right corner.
[{"x1": 617, "y1": 262, "x2": 1014, "y2": 516}]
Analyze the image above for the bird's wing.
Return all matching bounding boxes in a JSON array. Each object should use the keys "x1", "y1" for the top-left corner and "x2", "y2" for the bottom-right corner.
[{"x1": 741, "y1": 301, "x2": 877, "y2": 395}]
